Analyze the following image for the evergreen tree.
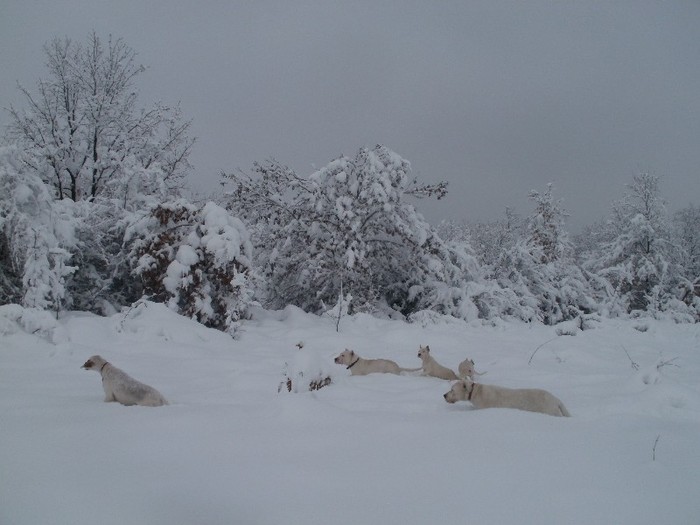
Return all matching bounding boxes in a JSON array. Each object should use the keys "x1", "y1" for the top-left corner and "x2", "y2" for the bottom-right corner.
[
  {"x1": 590, "y1": 173, "x2": 678, "y2": 314},
  {"x1": 499, "y1": 184, "x2": 596, "y2": 324},
  {"x1": 672, "y1": 204, "x2": 700, "y2": 317}
]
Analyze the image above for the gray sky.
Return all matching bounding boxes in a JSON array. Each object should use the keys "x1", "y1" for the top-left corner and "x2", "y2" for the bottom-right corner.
[{"x1": 2, "y1": 1, "x2": 699, "y2": 231}]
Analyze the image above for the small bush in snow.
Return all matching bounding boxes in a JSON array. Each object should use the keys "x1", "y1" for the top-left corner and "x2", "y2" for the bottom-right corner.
[
  {"x1": 278, "y1": 342, "x2": 334, "y2": 393},
  {"x1": 0, "y1": 304, "x2": 69, "y2": 343}
]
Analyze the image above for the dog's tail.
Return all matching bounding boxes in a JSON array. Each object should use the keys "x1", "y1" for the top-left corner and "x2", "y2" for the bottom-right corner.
[
  {"x1": 558, "y1": 402, "x2": 571, "y2": 417},
  {"x1": 399, "y1": 366, "x2": 422, "y2": 375}
]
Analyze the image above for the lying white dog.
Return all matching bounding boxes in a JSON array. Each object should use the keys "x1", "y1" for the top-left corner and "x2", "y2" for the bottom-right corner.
[
  {"x1": 334, "y1": 349, "x2": 419, "y2": 376},
  {"x1": 417, "y1": 345, "x2": 459, "y2": 380},
  {"x1": 444, "y1": 378, "x2": 570, "y2": 417},
  {"x1": 82, "y1": 355, "x2": 168, "y2": 407}
]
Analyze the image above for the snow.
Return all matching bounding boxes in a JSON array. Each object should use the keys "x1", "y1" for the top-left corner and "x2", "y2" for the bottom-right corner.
[
  {"x1": 175, "y1": 244, "x2": 199, "y2": 267},
  {"x1": 199, "y1": 201, "x2": 252, "y2": 267},
  {"x1": 1, "y1": 302, "x2": 699, "y2": 525}
]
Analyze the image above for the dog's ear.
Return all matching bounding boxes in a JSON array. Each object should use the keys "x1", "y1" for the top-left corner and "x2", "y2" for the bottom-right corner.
[{"x1": 425, "y1": 345, "x2": 430, "y2": 353}]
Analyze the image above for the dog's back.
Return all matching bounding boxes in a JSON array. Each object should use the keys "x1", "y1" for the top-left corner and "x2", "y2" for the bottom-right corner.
[
  {"x1": 474, "y1": 383, "x2": 568, "y2": 417},
  {"x1": 354, "y1": 358, "x2": 402, "y2": 375},
  {"x1": 103, "y1": 365, "x2": 169, "y2": 406},
  {"x1": 418, "y1": 346, "x2": 459, "y2": 380}
]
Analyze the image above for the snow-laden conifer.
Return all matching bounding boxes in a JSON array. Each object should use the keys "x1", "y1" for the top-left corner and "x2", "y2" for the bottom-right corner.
[{"x1": 585, "y1": 173, "x2": 688, "y2": 318}]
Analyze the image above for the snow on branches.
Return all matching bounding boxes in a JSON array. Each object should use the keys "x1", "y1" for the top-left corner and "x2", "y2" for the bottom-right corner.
[
  {"x1": 127, "y1": 200, "x2": 254, "y2": 334},
  {"x1": 0, "y1": 147, "x2": 77, "y2": 313},
  {"x1": 221, "y1": 144, "x2": 476, "y2": 318},
  {"x1": 7, "y1": 32, "x2": 193, "y2": 204}
]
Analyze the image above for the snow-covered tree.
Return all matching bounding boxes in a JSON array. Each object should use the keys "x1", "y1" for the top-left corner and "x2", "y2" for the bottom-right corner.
[
  {"x1": 589, "y1": 173, "x2": 680, "y2": 315},
  {"x1": 672, "y1": 204, "x2": 700, "y2": 317},
  {"x1": 0, "y1": 147, "x2": 77, "y2": 312},
  {"x1": 494, "y1": 184, "x2": 596, "y2": 324},
  {"x1": 60, "y1": 198, "x2": 134, "y2": 314},
  {"x1": 434, "y1": 215, "x2": 530, "y2": 322},
  {"x1": 527, "y1": 185, "x2": 569, "y2": 264},
  {"x1": 221, "y1": 145, "x2": 479, "y2": 318},
  {"x1": 464, "y1": 207, "x2": 525, "y2": 269},
  {"x1": 6, "y1": 32, "x2": 193, "y2": 203},
  {"x1": 2, "y1": 32, "x2": 196, "y2": 316},
  {"x1": 0, "y1": 231, "x2": 20, "y2": 305},
  {"x1": 126, "y1": 199, "x2": 254, "y2": 334}
]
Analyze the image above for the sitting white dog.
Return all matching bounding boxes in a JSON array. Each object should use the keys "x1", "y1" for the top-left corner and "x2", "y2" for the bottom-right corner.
[
  {"x1": 334, "y1": 349, "x2": 419, "y2": 376},
  {"x1": 82, "y1": 355, "x2": 168, "y2": 407},
  {"x1": 457, "y1": 357, "x2": 484, "y2": 379},
  {"x1": 444, "y1": 378, "x2": 570, "y2": 417},
  {"x1": 417, "y1": 345, "x2": 459, "y2": 380}
]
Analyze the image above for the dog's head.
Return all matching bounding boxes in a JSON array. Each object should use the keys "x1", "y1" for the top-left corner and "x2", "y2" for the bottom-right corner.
[
  {"x1": 458, "y1": 358, "x2": 475, "y2": 376},
  {"x1": 81, "y1": 355, "x2": 106, "y2": 371},
  {"x1": 417, "y1": 345, "x2": 431, "y2": 360},
  {"x1": 334, "y1": 349, "x2": 356, "y2": 365},
  {"x1": 443, "y1": 379, "x2": 472, "y2": 403}
]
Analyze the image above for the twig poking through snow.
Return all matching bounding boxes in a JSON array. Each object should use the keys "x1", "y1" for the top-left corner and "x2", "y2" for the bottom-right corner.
[
  {"x1": 657, "y1": 357, "x2": 679, "y2": 371},
  {"x1": 652, "y1": 434, "x2": 661, "y2": 461},
  {"x1": 528, "y1": 337, "x2": 558, "y2": 365},
  {"x1": 621, "y1": 345, "x2": 640, "y2": 371}
]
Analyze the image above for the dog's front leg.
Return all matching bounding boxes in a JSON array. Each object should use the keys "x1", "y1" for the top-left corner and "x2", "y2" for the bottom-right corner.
[{"x1": 102, "y1": 384, "x2": 117, "y2": 402}]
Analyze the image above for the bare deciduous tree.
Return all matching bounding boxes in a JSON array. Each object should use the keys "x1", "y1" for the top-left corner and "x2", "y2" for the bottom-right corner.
[{"x1": 7, "y1": 32, "x2": 194, "y2": 204}]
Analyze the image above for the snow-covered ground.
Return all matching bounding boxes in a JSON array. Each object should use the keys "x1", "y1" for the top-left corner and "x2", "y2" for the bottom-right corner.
[{"x1": 1, "y1": 302, "x2": 699, "y2": 525}]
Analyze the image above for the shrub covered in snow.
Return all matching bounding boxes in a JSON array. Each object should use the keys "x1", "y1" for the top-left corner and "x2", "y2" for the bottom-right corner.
[
  {"x1": 278, "y1": 342, "x2": 334, "y2": 393},
  {"x1": 127, "y1": 199, "x2": 254, "y2": 334},
  {"x1": 0, "y1": 303, "x2": 69, "y2": 343}
]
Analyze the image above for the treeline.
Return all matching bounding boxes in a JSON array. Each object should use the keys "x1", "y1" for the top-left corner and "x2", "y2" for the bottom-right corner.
[{"x1": 1, "y1": 34, "x2": 698, "y2": 332}]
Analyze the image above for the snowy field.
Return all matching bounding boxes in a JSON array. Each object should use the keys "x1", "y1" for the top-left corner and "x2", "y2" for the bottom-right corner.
[{"x1": 1, "y1": 302, "x2": 699, "y2": 525}]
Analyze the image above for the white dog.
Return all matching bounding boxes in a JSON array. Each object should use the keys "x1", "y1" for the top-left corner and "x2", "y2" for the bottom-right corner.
[
  {"x1": 457, "y1": 357, "x2": 484, "y2": 379},
  {"x1": 334, "y1": 349, "x2": 419, "y2": 376},
  {"x1": 443, "y1": 378, "x2": 570, "y2": 417},
  {"x1": 417, "y1": 345, "x2": 459, "y2": 380},
  {"x1": 82, "y1": 355, "x2": 168, "y2": 407}
]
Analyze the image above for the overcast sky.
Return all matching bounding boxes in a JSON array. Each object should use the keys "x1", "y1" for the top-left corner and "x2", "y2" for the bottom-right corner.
[{"x1": 2, "y1": 1, "x2": 699, "y2": 231}]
